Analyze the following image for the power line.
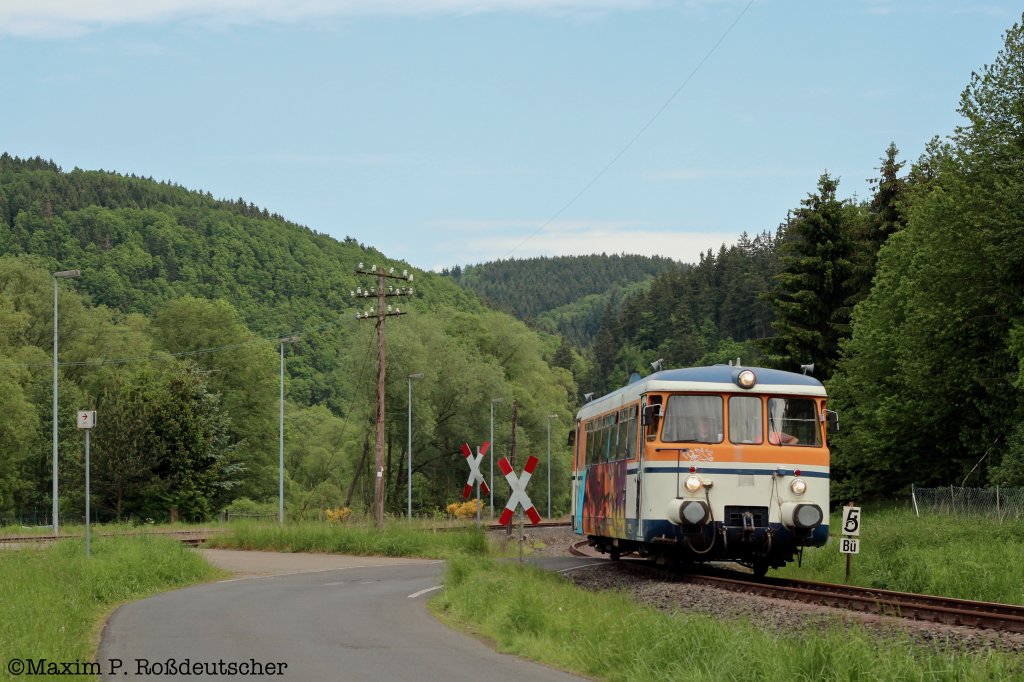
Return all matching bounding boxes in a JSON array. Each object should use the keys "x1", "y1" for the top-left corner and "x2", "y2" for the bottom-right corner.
[{"x1": 507, "y1": 0, "x2": 756, "y2": 257}]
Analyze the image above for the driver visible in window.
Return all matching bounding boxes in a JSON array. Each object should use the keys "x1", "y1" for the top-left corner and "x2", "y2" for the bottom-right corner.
[{"x1": 769, "y1": 430, "x2": 799, "y2": 445}]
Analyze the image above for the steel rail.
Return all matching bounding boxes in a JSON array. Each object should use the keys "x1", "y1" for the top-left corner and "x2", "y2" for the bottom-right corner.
[
  {"x1": 567, "y1": 546, "x2": 1024, "y2": 633},
  {"x1": 0, "y1": 529, "x2": 223, "y2": 547},
  {"x1": 679, "y1": 569, "x2": 1024, "y2": 633}
]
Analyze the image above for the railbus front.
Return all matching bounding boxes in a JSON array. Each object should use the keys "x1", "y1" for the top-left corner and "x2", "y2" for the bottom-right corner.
[{"x1": 571, "y1": 365, "x2": 833, "y2": 574}]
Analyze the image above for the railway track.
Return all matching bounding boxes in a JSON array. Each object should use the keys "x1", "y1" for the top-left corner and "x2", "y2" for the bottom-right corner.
[
  {"x1": 569, "y1": 541, "x2": 1024, "y2": 634},
  {"x1": 0, "y1": 529, "x2": 224, "y2": 547},
  {"x1": 0, "y1": 520, "x2": 573, "y2": 547}
]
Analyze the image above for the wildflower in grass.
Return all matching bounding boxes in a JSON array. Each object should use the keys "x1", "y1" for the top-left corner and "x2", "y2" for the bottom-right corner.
[{"x1": 325, "y1": 507, "x2": 353, "y2": 523}]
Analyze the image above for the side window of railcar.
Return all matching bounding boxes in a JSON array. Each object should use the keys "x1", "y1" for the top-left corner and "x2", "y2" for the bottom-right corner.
[
  {"x1": 644, "y1": 396, "x2": 663, "y2": 441},
  {"x1": 662, "y1": 395, "x2": 723, "y2": 444},
  {"x1": 626, "y1": 405, "x2": 638, "y2": 458},
  {"x1": 585, "y1": 420, "x2": 596, "y2": 464},
  {"x1": 767, "y1": 397, "x2": 821, "y2": 447},
  {"x1": 602, "y1": 411, "x2": 610, "y2": 458},
  {"x1": 729, "y1": 396, "x2": 763, "y2": 444}
]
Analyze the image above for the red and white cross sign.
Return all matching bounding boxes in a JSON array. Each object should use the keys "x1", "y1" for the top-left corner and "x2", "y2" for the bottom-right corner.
[
  {"x1": 460, "y1": 442, "x2": 490, "y2": 499},
  {"x1": 497, "y1": 455, "x2": 541, "y2": 526}
]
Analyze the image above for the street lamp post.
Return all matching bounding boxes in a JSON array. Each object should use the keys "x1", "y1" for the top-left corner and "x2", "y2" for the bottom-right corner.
[
  {"x1": 489, "y1": 397, "x2": 504, "y2": 518},
  {"x1": 407, "y1": 373, "x2": 424, "y2": 519},
  {"x1": 52, "y1": 269, "x2": 80, "y2": 535},
  {"x1": 279, "y1": 335, "x2": 300, "y2": 526},
  {"x1": 547, "y1": 414, "x2": 558, "y2": 519}
]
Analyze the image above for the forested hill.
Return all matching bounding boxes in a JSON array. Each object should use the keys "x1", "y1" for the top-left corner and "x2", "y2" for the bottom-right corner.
[
  {"x1": 443, "y1": 254, "x2": 679, "y2": 321},
  {"x1": 0, "y1": 154, "x2": 575, "y2": 523},
  {"x1": 0, "y1": 154, "x2": 483, "y2": 326}
]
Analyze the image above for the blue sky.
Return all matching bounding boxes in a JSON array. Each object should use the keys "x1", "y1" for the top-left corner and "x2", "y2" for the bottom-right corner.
[{"x1": 0, "y1": 1, "x2": 1017, "y2": 271}]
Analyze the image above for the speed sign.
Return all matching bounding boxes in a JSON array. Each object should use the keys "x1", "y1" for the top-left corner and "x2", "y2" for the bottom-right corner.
[{"x1": 841, "y1": 506, "x2": 861, "y2": 536}]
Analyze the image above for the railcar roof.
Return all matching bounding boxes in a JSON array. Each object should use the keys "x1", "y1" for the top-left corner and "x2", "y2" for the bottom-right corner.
[
  {"x1": 649, "y1": 366, "x2": 823, "y2": 387},
  {"x1": 578, "y1": 365, "x2": 825, "y2": 417}
]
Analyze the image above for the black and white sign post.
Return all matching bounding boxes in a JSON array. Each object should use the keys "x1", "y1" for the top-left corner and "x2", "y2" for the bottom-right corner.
[
  {"x1": 839, "y1": 502, "x2": 861, "y2": 582},
  {"x1": 77, "y1": 410, "x2": 96, "y2": 557}
]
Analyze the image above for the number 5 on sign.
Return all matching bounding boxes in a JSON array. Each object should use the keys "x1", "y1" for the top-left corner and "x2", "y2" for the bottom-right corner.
[{"x1": 841, "y1": 506, "x2": 861, "y2": 536}]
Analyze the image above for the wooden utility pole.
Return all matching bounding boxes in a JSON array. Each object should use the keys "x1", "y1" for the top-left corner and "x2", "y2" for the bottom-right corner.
[{"x1": 353, "y1": 264, "x2": 414, "y2": 529}]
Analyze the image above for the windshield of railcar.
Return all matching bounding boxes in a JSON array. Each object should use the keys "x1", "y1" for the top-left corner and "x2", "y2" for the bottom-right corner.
[
  {"x1": 728, "y1": 395, "x2": 763, "y2": 444},
  {"x1": 662, "y1": 395, "x2": 722, "y2": 444},
  {"x1": 767, "y1": 397, "x2": 821, "y2": 447}
]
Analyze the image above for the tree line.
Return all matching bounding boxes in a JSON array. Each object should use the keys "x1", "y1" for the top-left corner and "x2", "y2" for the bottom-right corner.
[{"x1": 0, "y1": 165, "x2": 574, "y2": 523}]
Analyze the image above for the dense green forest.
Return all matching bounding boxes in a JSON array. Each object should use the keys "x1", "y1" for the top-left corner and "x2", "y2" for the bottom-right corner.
[
  {"x1": 0, "y1": 158, "x2": 574, "y2": 523},
  {"x1": 584, "y1": 17, "x2": 1024, "y2": 497},
  {"x1": 444, "y1": 254, "x2": 679, "y2": 345}
]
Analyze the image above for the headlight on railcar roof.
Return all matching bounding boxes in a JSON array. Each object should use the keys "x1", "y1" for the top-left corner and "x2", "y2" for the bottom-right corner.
[
  {"x1": 789, "y1": 478, "x2": 807, "y2": 496},
  {"x1": 736, "y1": 369, "x2": 756, "y2": 388},
  {"x1": 684, "y1": 474, "x2": 703, "y2": 494}
]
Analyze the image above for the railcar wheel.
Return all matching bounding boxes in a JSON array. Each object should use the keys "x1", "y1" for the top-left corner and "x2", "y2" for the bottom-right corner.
[
  {"x1": 610, "y1": 548, "x2": 621, "y2": 561},
  {"x1": 751, "y1": 559, "x2": 769, "y2": 577}
]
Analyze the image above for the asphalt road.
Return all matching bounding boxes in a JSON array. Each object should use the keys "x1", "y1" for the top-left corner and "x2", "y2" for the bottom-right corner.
[{"x1": 98, "y1": 552, "x2": 599, "y2": 681}]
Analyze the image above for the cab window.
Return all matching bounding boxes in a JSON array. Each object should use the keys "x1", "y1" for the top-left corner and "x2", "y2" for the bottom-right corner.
[
  {"x1": 662, "y1": 395, "x2": 723, "y2": 444},
  {"x1": 729, "y1": 396, "x2": 763, "y2": 444},
  {"x1": 767, "y1": 397, "x2": 821, "y2": 447}
]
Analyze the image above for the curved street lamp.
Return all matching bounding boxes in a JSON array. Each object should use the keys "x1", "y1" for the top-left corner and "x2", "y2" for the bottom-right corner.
[
  {"x1": 547, "y1": 414, "x2": 558, "y2": 519},
  {"x1": 279, "y1": 336, "x2": 300, "y2": 526},
  {"x1": 489, "y1": 397, "x2": 504, "y2": 518},
  {"x1": 53, "y1": 269, "x2": 80, "y2": 535},
  {"x1": 407, "y1": 373, "x2": 424, "y2": 519}
]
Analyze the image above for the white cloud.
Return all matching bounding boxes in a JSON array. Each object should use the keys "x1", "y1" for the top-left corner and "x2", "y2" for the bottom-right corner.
[
  {"x1": 0, "y1": 0, "x2": 656, "y2": 38},
  {"x1": 422, "y1": 218, "x2": 737, "y2": 268}
]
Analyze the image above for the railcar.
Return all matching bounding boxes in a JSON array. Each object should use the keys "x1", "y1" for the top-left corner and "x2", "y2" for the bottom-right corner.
[{"x1": 571, "y1": 365, "x2": 834, "y2": 574}]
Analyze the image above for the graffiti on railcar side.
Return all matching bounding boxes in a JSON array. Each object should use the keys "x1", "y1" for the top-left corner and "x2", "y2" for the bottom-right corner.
[{"x1": 583, "y1": 460, "x2": 627, "y2": 537}]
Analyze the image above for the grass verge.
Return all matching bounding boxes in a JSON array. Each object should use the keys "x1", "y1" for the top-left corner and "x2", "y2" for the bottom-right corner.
[
  {"x1": 1, "y1": 536, "x2": 221, "y2": 677},
  {"x1": 433, "y1": 557, "x2": 1024, "y2": 682},
  {"x1": 206, "y1": 520, "x2": 489, "y2": 559}
]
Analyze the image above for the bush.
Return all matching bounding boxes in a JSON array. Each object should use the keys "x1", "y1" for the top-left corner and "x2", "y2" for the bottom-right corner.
[{"x1": 447, "y1": 499, "x2": 483, "y2": 520}]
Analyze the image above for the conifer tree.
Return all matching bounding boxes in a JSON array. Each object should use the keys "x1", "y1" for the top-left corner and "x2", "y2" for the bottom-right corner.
[{"x1": 765, "y1": 173, "x2": 855, "y2": 378}]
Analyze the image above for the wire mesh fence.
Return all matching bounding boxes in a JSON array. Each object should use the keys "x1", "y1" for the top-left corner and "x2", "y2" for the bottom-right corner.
[{"x1": 912, "y1": 485, "x2": 1024, "y2": 522}]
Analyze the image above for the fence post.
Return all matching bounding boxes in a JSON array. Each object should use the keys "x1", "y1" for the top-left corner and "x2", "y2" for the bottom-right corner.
[
  {"x1": 950, "y1": 484, "x2": 956, "y2": 515},
  {"x1": 911, "y1": 484, "x2": 920, "y2": 517},
  {"x1": 996, "y1": 485, "x2": 1001, "y2": 523}
]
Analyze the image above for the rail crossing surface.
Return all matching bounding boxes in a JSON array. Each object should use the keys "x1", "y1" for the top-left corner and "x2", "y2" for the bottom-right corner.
[{"x1": 98, "y1": 550, "x2": 587, "y2": 681}]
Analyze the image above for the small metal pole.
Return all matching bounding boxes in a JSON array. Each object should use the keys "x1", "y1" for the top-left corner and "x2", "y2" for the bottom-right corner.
[
  {"x1": 547, "y1": 418, "x2": 551, "y2": 519},
  {"x1": 911, "y1": 484, "x2": 919, "y2": 517},
  {"x1": 279, "y1": 341, "x2": 285, "y2": 526},
  {"x1": 518, "y1": 508, "x2": 524, "y2": 562},
  {"x1": 85, "y1": 429, "x2": 91, "y2": 558}
]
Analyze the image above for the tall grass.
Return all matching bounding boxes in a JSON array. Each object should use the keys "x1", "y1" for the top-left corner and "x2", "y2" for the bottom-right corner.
[
  {"x1": 776, "y1": 506, "x2": 1024, "y2": 605},
  {"x1": 206, "y1": 520, "x2": 489, "y2": 558},
  {"x1": 434, "y1": 558, "x2": 1024, "y2": 682},
  {"x1": 0, "y1": 537, "x2": 220, "y2": 672}
]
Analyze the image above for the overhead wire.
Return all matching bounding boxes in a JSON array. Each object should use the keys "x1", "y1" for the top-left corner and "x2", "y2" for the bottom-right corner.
[{"x1": 506, "y1": 0, "x2": 756, "y2": 258}]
